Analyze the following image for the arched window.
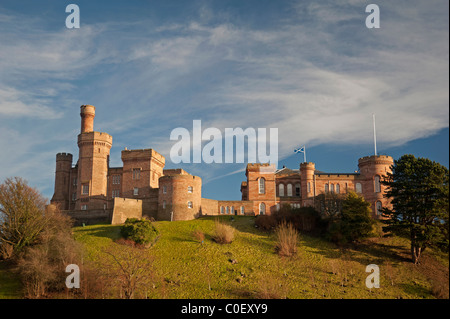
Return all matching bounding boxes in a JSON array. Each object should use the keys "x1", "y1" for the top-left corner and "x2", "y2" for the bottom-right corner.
[
  {"x1": 259, "y1": 202, "x2": 266, "y2": 215},
  {"x1": 374, "y1": 176, "x2": 381, "y2": 193},
  {"x1": 324, "y1": 184, "x2": 329, "y2": 193},
  {"x1": 231, "y1": 206, "x2": 234, "y2": 215},
  {"x1": 376, "y1": 201, "x2": 382, "y2": 215},
  {"x1": 307, "y1": 182, "x2": 311, "y2": 193},
  {"x1": 356, "y1": 183, "x2": 362, "y2": 193},
  {"x1": 295, "y1": 184, "x2": 301, "y2": 197},
  {"x1": 240, "y1": 206, "x2": 245, "y2": 214},
  {"x1": 287, "y1": 184, "x2": 293, "y2": 197},
  {"x1": 330, "y1": 184, "x2": 335, "y2": 193},
  {"x1": 226, "y1": 206, "x2": 230, "y2": 214},
  {"x1": 336, "y1": 184, "x2": 340, "y2": 194},
  {"x1": 220, "y1": 206, "x2": 224, "y2": 214},
  {"x1": 279, "y1": 184, "x2": 285, "y2": 197},
  {"x1": 259, "y1": 178, "x2": 265, "y2": 194}
]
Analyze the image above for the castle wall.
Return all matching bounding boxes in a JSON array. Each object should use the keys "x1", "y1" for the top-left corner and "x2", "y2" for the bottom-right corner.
[
  {"x1": 63, "y1": 209, "x2": 113, "y2": 226},
  {"x1": 218, "y1": 200, "x2": 254, "y2": 215},
  {"x1": 111, "y1": 197, "x2": 143, "y2": 225},
  {"x1": 200, "y1": 198, "x2": 219, "y2": 216}
]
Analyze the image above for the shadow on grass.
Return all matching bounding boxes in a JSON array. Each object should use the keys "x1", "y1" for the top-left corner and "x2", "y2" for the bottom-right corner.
[
  {"x1": 74, "y1": 224, "x2": 122, "y2": 240},
  {"x1": 397, "y1": 283, "x2": 431, "y2": 298},
  {"x1": 299, "y1": 234, "x2": 412, "y2": 266}
]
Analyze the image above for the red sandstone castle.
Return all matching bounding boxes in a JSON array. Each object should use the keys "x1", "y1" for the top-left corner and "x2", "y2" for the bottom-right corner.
[{"x1": 51, "y1": 105, "x2": 393, "y2": 225}]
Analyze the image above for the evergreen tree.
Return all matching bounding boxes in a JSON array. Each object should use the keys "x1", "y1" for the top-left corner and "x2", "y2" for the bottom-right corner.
[
  {"x1": 382, "y1": 154, "x2": 449, "y2": 264},
  {"x1": 339, "y1": 191, "x2": 374, "y2": 243}
]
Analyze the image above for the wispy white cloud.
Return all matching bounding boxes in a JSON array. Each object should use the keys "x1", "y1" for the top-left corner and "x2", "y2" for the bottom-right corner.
[{"x1": 0, "y1": 0, "x2": 448, "y2": 199}]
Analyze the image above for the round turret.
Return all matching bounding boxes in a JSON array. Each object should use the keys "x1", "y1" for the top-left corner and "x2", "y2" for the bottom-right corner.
[
  {"x1": 80, "y1": 105, "x2": 96, "y2": 133},
  {"x1": 158, "y1": 174, "x2": 202, "y2": 221},
  {"x1": 358, "y1": 155, "x2": 394, "y2": 218}
]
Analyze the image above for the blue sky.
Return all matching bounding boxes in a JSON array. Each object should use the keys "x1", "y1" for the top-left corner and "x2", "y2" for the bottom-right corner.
[{"x1": 0, "y1": 0, "x2": 448, "y2": 201}]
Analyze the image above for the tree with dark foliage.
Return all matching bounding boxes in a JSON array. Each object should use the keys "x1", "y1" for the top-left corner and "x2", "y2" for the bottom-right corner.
[{"x1": 381, "y1": 155, "x2": 449, "y2": 264}]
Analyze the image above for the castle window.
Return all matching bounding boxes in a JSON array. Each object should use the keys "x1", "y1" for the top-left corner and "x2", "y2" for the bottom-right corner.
[
  {"x1": 73, "y1": 178, "x2": 77, "y2": 186},
  {"x1": 259, "y1": 178, "x2": 265, "y2": 194},
  {"x1": 374, "y1": 176, "x2": 381, "y2": 193},
  {"x1": 259, "y1": 202, "x2": 266, "y2": 215},
  {"x1": 276, "y1": 203, "x2": 280, "y2": 211},
  {"x1": 356, "y1": 183, "x2": 362, "y2": 193},
  {"x1": 220, "y1": 206, "x2": 224, "y2": 214},
  {"x1": 132, "y1": 168, "x2": 141, "y2": 180},
  {"x1": 376, "y1": 201, "x2": 382, "y2": 215},
  {"x1": 307, "y1": 182, "x2": 311, "y2": 193},
  {"x1": 295, "y1": 184, "x2": 301, "y2": 197},
  {"x1": 187, "y1": 186, "x2": 193, "y2": 193},
  {"x1": 112, "y1": 175, "x2": 120, "y2": 184},
  {"x1": 112, "y1": 190, "x2": 120, "y2": 198},
  {"x1": 133, "y1": 187, "x2": 139, "y2": 196},
  {"x1": 240, "y1": 206, "x2": 245, "y2": 214},
  {"x1": 72, "y1": 192, "x2": 76, "y2": 201},
  {"x1": 81, "y1": 205, "x2": 87, "y2": 211},
  {"x1": 226, "y1": 206, "x2": 230, "y2": 214},
  {"x1": 279, "y1": 184, "x2": 285, "y2": 196},
  {"x1": 163, "y1": 200, "x2": 166, "y2": 209},
  {"x1": 82, "y1": 184, "x2": 89, "y2": 195},
  {"x1": 163, "y1": 185, "x2": 167, "y2": 194},
  {"x1": 188, "y1": 201, "x2": 193, "y2": 209},
  {"x1": 324, "y1": 184, "x2": 329, "y2": 193},
  {"x1": 231, "y1": 206, "x2": 235, "y2": 215},
  {"x1": 330, "y1": 184, "x2": 335, "y2": 193},
  {"x1": 287, "y1": 184, "x2": 293, "y2": 197},
  {"x1": 336, "y1": 184, "x2": 340, "y2": 194}
]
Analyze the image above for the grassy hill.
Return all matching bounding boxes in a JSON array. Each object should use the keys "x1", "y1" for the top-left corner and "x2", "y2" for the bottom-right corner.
[{"x1": 70, "y1": 216, "x2": 448, "y2": 299}]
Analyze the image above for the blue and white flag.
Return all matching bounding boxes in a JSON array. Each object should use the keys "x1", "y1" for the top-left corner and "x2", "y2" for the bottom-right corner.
[{"x1": 294, "y1": 145, "x2": 306, "y2": 162}]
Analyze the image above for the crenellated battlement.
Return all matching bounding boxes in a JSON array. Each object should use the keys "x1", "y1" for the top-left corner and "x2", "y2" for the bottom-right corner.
[
  {"x1": 300, "y1": 162, "x2": 315, "y2": 170},
  {"x1": 121, "y1": 148, "x2": 165, "y2": 164},
  {"x1": 56, "y1": 153, "x2": 73, "y2": 161},
  {"x1": 358, "y1": 155, "x2": 393, "y2": 166}
]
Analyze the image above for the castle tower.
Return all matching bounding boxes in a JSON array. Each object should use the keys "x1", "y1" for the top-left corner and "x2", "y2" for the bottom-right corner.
[
  {"x1": 121, "y1": 148, "x2": 165, "y2": 198},
  {"x1": 358, "y1": 155, "x2": 394, "y2": 218},
  {"x1": 300, "y1": 162, "x2": 315, "y2": 206},
  {"x1": 76, "y1": 105, "x2": 112, "y2": 210},
  {"x1": 157, "y1": 172, "x2": 202, "y2": 221},
  {"x1": 245, "y1": 163, "x2": 276, "y2": 215},
  {"x1": 50, "y1": 153, "x2": 73, "y2": 210}
]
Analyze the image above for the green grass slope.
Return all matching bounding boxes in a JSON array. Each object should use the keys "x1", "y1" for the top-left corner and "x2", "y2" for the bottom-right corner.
[{"x1": 72, "y1": 216, "x2": 448, "y2": 299}]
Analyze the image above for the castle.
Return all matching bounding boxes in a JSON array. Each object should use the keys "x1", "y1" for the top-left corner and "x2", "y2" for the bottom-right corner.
[{"x1": 51, "y1": 105, "x2": 393, "y2": 225}]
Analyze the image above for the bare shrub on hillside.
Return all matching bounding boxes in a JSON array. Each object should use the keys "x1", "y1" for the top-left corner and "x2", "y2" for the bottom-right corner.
[
  {"x1": 15, "y1": 206, "x2": 83, "y2": 298},
  {"x1": 255, "y1": 273, "x2": 288, "y2": 299},
  {"x1": 99, "y1": 245, "x2": 155, "y2": 299},
  {"x1": 0, "y1": 177, "x2": 49, "y2": 259},
  {"x1": 275, "y1": 221, "x2": 298, "y2": 257},
  {"x1": 212, "y1": 219, "x2": 234, "y2": 244}
]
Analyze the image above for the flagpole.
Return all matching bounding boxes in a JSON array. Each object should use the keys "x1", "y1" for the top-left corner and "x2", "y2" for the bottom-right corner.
[
  {"x1": 372, "y1": 113, "x2": 377, "y2": 156},
  {"x1": 303, "y1": 146, "x2": 306, "y2": 163}
]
